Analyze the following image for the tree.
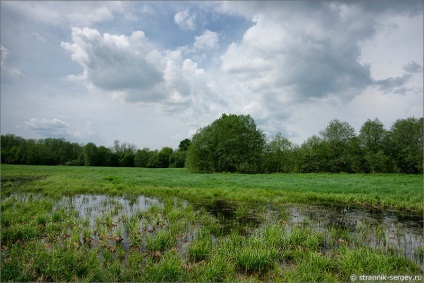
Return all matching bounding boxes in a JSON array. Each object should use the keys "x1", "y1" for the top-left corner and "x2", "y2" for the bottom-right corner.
[
  {"x1": 359, "y1": 118, "x2": 389, "y2": 173},
  {"x1": 262, "y1": 133, "x2": 296, "y2": 173},
  {"x1": 178, "y1": 139, "x2": 191, "y2": 151},
  {"x1": 112, "y1": 140, "x2": 136, "y2": 167},
  {"x1": 169, "y1": 151, "x2": 186, "y2": 168},
  {"x1": 83, "y1": 143, "x2": 99, "y2": 166},
  {"x1": 298, "y1": 135, "x2": 331, "y2": 172},
  {"x1": 158, "y1": 147, "x2": 173, "y2": 168},
  {"x1": 186, "y1": 114, "x2": 266, "y2": 173},
  {"x1": 134, "y1": 148, "x2": 151, "y2": 167},
  {"x1": 387, "y1": 117, "x2": 423, "y2": 173},
  {"x1": 319, "y1": 119, "x2": 356, "y2": 172}
]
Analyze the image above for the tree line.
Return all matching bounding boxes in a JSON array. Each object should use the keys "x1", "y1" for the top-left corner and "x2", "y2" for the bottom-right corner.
[
  {"x1": 0, "y1": 136, "x2": 191, "y2": 169},
  {"x1": 1, "y1": 115, "x2": 422, "y2": 174}
]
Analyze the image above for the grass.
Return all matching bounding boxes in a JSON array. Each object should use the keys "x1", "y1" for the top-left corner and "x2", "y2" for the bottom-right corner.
[
  {"x1": 1, "y1": 165, "x2": 422, "y2": 282},
  {"x1": 1, "y1": 165, "x2": 422, "y2": 213}
]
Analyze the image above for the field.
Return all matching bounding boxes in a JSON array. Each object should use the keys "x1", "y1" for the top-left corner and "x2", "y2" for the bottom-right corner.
[{"x1": 1, "y1": 165, "x2": 423, "y2": 282}]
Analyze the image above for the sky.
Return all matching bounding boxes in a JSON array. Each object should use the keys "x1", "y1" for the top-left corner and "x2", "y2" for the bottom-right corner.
[{"x1": 1, "y1": 1, "x2": 423, "y2": 150}]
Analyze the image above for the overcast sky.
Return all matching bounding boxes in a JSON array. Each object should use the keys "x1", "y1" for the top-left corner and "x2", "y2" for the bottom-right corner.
[{"x1": 1, "y1": 1, "x2": 422, "y2": 149}]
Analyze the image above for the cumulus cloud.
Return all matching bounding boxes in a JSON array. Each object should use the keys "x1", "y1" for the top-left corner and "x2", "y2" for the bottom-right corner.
[
  {"x1": 174, "y1": 9, "x2": 197, "y2": 31},
  {"x1": 223, "y1": 3, "x2": 379, "y2": 99},
  {"x1": 61, "y1": 27, "x2": 166, "y2": 102},
  {"x1": 61, "y1": 27, "x2": 224, "y2": 119},
  {"x1": 194, "y1": 30, "x2": 219, "y2": 50}
]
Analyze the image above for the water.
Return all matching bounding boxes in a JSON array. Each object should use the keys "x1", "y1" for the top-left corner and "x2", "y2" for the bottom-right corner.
[
  {"x1": 198, "y1": 199, "x2": 423, "y2": 264},
  {"x1": 3, "y1": 192, "x2": 423, "y2": 264},
  {"x1": 55, "y1": 194, "x2": 162, "y2": 227},
  {"x1": 268, "y1": 203, "x2": 423, "y2": 264}
]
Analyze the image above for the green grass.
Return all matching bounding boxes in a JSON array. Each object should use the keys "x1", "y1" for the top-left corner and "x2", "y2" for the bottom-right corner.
[
  {"x1": 1, "y1": 165, "x2": 422, "y2": 282},
  {"x1": 1, "y1": 165, "x2": 422, "y2": 213}
]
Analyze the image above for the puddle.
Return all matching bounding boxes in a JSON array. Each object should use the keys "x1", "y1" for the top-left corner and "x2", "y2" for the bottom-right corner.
[
  {"x1": 2, "y1": 192, "x2": 423, "y2": 265},
  {"x1": 197, "y1": 199, "x2": 423, "y2": 264},
  {"x1": 55, "y1": 194, "x2": 162, "y2": 226},
  {"x1": 268, "y1": 203, "x2": 423, "y2": 264},
  {"x1": 195, "y1": 199, "x2": 262, "y2": 235}
]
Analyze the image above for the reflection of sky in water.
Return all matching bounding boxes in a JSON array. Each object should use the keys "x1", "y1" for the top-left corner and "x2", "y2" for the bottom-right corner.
[
  {"x1": 54, "y1": 194, "x2": 162, "y2": 227},
  {"x1": 277, "y1": 204, "x2": 423, "y2": 264},
  {"x1": 4, "y1": 192, "x2": 423, "y2": 264}
]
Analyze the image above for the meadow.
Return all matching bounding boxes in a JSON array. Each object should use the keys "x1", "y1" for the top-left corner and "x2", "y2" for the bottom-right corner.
[{"x1": 1, "y1": 165, "x2": 423, "y2": 282}]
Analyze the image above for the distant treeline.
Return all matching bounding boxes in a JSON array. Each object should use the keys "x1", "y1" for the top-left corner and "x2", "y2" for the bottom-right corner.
[
  {"x1": 0, "y1": 137, "x2": 190, "y2": 169},
  {"x1": 1, "y1": 115, "x2": 422, "y2": 174}
]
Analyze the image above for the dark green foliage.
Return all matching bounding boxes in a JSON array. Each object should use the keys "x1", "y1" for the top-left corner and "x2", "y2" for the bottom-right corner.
[
  {"x1": 134, "y1": 148, "x2": 151, "y2": 167},
  {"x1": 388, "y1": 117, "x2": 423, "y2": 173},
  {"x1": 178, "y1": 138, "x2": 191, "y2": 151},
  {"x1": 1, "y1": 134, "x2": 83, "y2": 165},
  {"x1": 262, "y1": 133, "x2": 298, "y2": 173},
  {"x1": 186, "y1": 113, "x2": 266, "y2": 173},
  {"x1": 158, "y1": 147, "x2": 173, "y2": 168},
  {"x1": 169, "y1": 150, "x2": 186, "y2": 168},
  {"x1": 359, "y1": 118, "x2": 391, "y2": 173},
  {"x1": 1, "y1": 115, "x2": 422, "y2": 173}
]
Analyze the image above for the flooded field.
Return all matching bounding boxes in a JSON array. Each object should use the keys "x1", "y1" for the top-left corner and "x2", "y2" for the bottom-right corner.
[
  {"x1": 4, "y1": 192, "x2": 423, "y2": 266},
  {"x1": 1, "y1": 166, "x2": 422, "y2": 282}
]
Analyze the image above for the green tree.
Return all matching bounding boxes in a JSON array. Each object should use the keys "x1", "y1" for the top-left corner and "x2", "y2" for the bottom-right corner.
[
  {"x1": 319, "y1": 119, "x2": 356, "y2": 172},
  {"x1": 83, "y1": 142, "x2": 99, "y2": 166},
  {"x1": 262, "y1": 133, "x2": 296, "y2": 173},
  {"x1": 359, "y1": 118, "x2": 389, "y2": 173},
  {"x1": 178, "y1": 139, "x2": 191, "y2": 151},
  {"x1": 298, "y1": 135, "x2": 331, "y2": 172},
  {"x1": 134, "y1": 148, "x2": 151, "y2": 167},
  {"x1": 147, "y1": 150, "x2": 160, "y2": 168},
  {"x1": 186, "y1": 114, "x2": 265, "y2": 173},
  {"x1": 157, "y1": 147, "x2": 173, "y2": 168},
  {"x1": 387, "y1": 117, "x2": 423, "y2": 173},
  {"x1": 113, "y1": 140, "x2": 136, "y2": 167}
]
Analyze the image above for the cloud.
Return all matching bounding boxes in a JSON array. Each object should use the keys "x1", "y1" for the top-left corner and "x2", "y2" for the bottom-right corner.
[
  {"x1": 174, "y1": 9, "x2": 197, "y2": 30},
  {"x1": 374, "y1": 74, "x2": 413, "y2": 92},
  {"x1": 219, "y1": 9, "x2": 373, "y2": 103},
  {"x1": 194, "y1": 30, "x2": 219, "y2": 50},
  {"x1": 22, "y1": 118, "x2": 98, "y2": 143},
  {"x1": 60, "y1": 27, "x2": 223, "y2": 118},
  {"x1": 403, "y1": 61, "x2": 423, "y2": 74},
  {"x1": 24, "y1": 118, "x2": 69, "y2": 137},
  {"x1": 1, "y1": 44, "x2": 23, "y2": 78},
  {"x1": 1, "y1": 44, "x2": 8, "y2": 67},
  {"x1": 61, "y1": 27, "x2": 166, "y2": 102}
]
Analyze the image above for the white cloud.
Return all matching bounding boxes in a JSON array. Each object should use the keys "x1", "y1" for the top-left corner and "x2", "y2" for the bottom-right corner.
[
  {"x1": 1, "y1": 44, "x2": 8, "y2": 68},
  {"x1": 1, "y1": 44, "x2": 23, "y2": 78},
  {"x1": 60, "y1": 26, "x2": 224, "y2": 124},
  {"x1": 24, "y1": 118, "x2": 69, "y2": 137},
  {"x1": 61, "y1": 27, "x2": 166, "y2": 102},
  {"x1": 194, "y1": 30, "x2": 219, "y2": 50},
  {"x1": 174, "y1": 9, "x2": 197, "y2": 30}
]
